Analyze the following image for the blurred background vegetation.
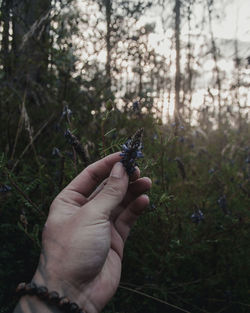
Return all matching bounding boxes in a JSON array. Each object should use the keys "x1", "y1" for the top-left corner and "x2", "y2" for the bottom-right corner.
[{"x1": 0, "y1": 0, "x2": 249, "y2": 312}]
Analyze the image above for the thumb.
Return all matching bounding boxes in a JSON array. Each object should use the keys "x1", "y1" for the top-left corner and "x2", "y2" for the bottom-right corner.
[{"x1": 87, "y1": 162, "x2": 129, "y2": 217}]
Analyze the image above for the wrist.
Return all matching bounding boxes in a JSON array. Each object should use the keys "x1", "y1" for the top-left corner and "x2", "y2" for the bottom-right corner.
[
  {"x1": 32, "y1": 269, "x2": 99, "y2": 313},
  {"x1": 14, "y1": 294, "x2": 61, "y2": 313}
]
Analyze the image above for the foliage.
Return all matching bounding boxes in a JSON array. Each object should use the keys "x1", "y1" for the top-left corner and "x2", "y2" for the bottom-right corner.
[
  {"x1": 0, "y1": 0, "x2": 249, "y2": 313},
  {"x1": 1, "y1": 107, "x2": 249, "y2": 313}
]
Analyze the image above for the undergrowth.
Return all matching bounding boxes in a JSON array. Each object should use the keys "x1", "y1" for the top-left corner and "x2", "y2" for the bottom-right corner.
[{"x1": 0, "y1": 105, "x2": 250, "y2": 313}]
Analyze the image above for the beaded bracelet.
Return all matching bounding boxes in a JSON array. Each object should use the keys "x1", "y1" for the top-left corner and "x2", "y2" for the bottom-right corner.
[{"x1": 16, "y1": 282, "x2": 86, "y2": 313}]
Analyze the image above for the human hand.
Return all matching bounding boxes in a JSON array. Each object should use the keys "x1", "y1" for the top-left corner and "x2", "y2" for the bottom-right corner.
[{"x1": 32, "y1": 152, "x2": 151, "y2": 313}]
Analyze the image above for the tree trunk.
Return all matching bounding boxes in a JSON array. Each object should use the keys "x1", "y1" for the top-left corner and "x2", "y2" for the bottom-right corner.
[
  {"x1": 138, "y1": 52, "x2": 143, "y2": 98},
  {"x1": 187, "y1": 1, "x2": 193, "y2": 124},
  {"x1": 105, "y1": 0, "x2": 112, "y2": 93},
  {"x1": 207, "y1": 0, "x2": 222, "y2": 128},
  {"x1": 1, "y1": 0, "x2": 12, "y2": 79},
  {"x1": 12, "y1": 0, "x2": 51, "y2": 86},
  {"x1": 174, "y1": 0, "x2": 181, "y2": 124}
]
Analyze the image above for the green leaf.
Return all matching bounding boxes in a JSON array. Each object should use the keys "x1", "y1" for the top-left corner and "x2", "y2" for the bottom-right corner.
[{"x1": 104, "y1": 128, "x2": 116, "y2": 137}]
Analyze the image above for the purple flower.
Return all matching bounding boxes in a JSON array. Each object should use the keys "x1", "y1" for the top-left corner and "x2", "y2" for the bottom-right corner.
[
  {"x1": 52, "y1": 147, "x2": 60, "y2": 157},
  {"x1": 120, "y1": 128, "x2": 144, "y2": 175},
  {"x1": 132, "y1": 101, "x2": 140, "y2": 111},
  {"x1": 62, "y1": 105, "x2": 72, "y2": 118},
  {"x1": 153, "y1": 134, "x2": 158, "y2": 140},
  {"x1": 64, "y1": 129, "x2": 74, "y2": 144},
  {"x1": 218, "y1": 195, "x2": 231, "y2": 214},
  {"x1": 0, "y1": 185, "x2": 12, "y2": 193},
  {"x1": 191, "y1": 210, "x2": 204, "y2": 223},
  {"x1": 149, "y1": 203, "x2": 156, "y2": 211},
  {"x1": 64, "y1": 129, "x2": 88, "y2": 164}
]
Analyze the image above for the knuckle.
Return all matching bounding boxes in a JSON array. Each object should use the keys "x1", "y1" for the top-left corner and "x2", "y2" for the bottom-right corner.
[
  {"x1": 85, "y1": 165, "x2": 101, "y2": 184},
  {"x1": 103, "y1": 181, "x2": 123, "y2": 199}
]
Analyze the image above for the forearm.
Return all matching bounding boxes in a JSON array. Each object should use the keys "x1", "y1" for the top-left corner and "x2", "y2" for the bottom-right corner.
[{"x1": 14, "y1": 295, "x2": 61, "y2": 313}]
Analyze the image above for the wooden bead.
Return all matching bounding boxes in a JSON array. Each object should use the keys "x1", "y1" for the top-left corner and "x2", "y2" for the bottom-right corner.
[
  {"x1": 37, "y1": 286, "x2": 48, "y2": 298},
  {"x1": 59, "y1": 296, "x2": 70, "y2": 307},
  {"x1": 25, "y1": 282, "x2": 37, "y2": 295},
  {"x1": 16, "y1": 282, "x2": 26, "y2": 294},
  {"x1": 48, "y1": 291, "x2": 60, "y2": 302},
  {"x1": 69, "y1": 302, "x2": 80, "y2": 313},
  {"x1": 16, "y1": 283, "x2": 84, "y2": 313}
]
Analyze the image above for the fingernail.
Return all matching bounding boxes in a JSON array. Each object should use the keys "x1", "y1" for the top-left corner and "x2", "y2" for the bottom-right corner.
[{"x1": 110, "y1": 162, "x2": 124, "y2": 178}]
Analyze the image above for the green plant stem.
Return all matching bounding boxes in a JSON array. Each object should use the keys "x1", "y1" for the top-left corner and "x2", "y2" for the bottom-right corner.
[
  {"x1": 11, "y1": 90, "x2": 27, "y2": 160},
  {"x1": 12, "y1": 113, "x2": 55, "y2": 172},
  {"x1": 101, "y1": 119, "x2": 106, "y2": 153}
]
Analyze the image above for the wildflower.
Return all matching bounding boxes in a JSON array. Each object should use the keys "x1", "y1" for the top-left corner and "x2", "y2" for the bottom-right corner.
[
  {"x1": 0, "y1": 185, "x2": 12, "y2": 193},
  {"x1": 52, "y1": 147, "x2": 61, "y2": 157},
  {"x1": 150, "y1": 203, "x2": 156, "y2": 210},
  {"x1": 132, "y1": 101, "x2": 139, "y2": 111},
  {"x1": 208, "y1": 168, "x2": 215, "y2": 174},
  {"x1": 245, "y1": 157, "x2": 250, "y2": 164},
  {"x1": 218, "y1": 195, "x2": 231, "y2": 214},
  {"x1": 120, "y1": 128, "x2": 144, "y2": 175},
  {"x1": 64, "y1": 129, "x2": 88, "y2": 164},
  {"x1": 218, "y1": 195, "x2": 227, "y2": 210},
  {"x1": 191, "y1": 210, "x2": 204, "y2": 223},
  {"x1": 62, "y1": 105, "x2": 72, "y2": 118},
  {"x1": 148, "y1": 203, "x2": 156, "y2": 212},
  {"x1": 64, "y1": 129, "x2": 73, "y2": 143}
]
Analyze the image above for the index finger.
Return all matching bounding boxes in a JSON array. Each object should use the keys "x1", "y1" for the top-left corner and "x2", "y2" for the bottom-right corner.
[{"x1": 64, "y1": 152, "x2": 123, "y2": 197}]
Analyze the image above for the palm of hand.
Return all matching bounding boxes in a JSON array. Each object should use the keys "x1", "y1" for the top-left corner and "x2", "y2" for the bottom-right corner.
[{"x1": 57, "y1": 196, "x2": 126, "y2": 311}]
